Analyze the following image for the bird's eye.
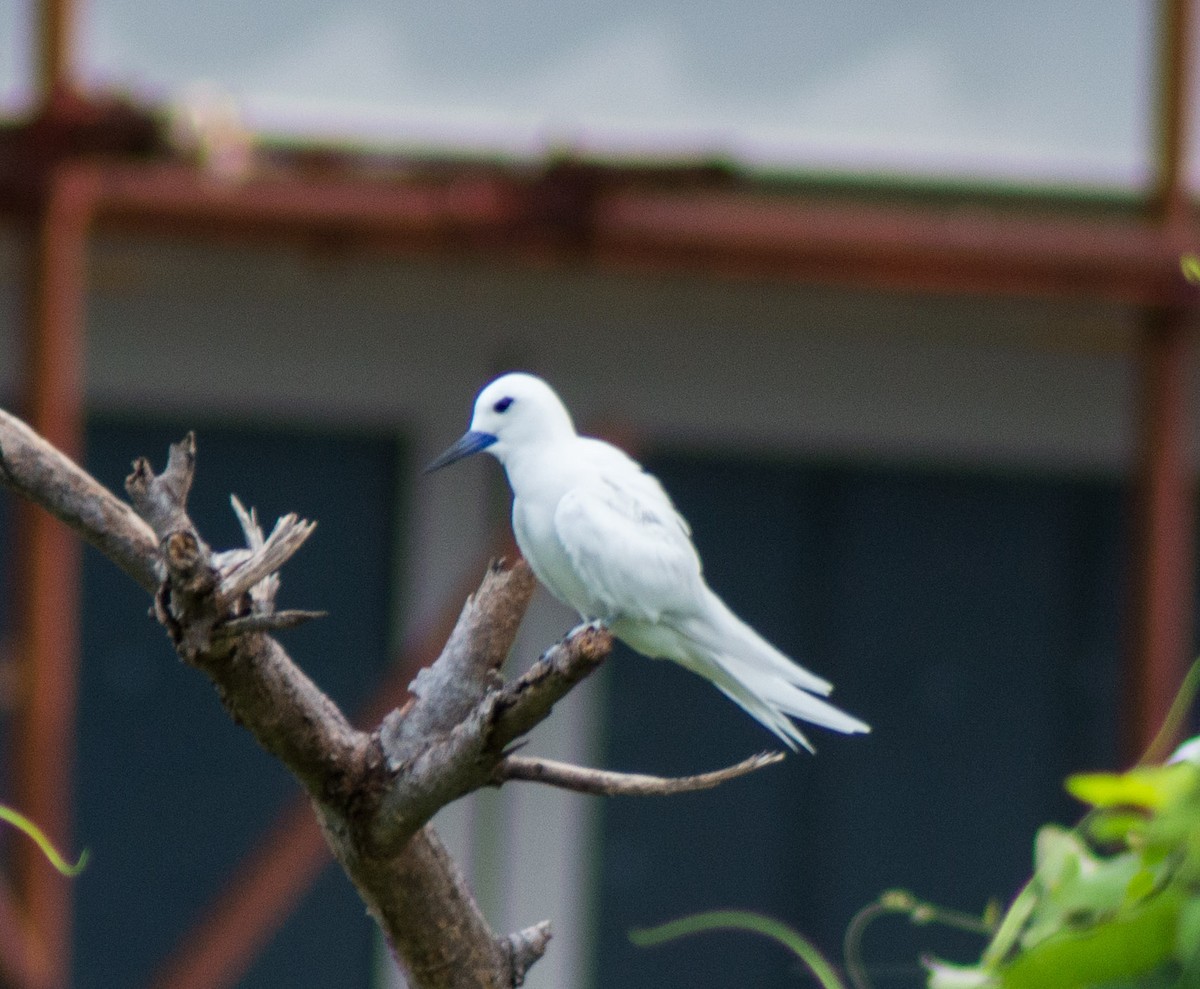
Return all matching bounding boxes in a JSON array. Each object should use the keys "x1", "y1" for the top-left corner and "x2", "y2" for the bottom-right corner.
[{"x1": 493, "y1": 397, "x2": 514, "y2": 414}]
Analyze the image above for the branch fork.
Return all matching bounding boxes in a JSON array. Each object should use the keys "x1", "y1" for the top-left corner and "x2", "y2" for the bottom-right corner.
[{"x1": 0, "y1": 415, "x2": 787, "y2": 989}]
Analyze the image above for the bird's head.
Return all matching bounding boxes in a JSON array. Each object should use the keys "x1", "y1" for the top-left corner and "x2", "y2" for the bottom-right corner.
[{"x1": 426, "y1": 372, "x2": 576, "y2": 472}]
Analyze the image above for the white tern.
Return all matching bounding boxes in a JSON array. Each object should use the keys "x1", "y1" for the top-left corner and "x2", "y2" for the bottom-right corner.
[{"x1": 428, "y1": 372, "x2": 870, "y2": 751}]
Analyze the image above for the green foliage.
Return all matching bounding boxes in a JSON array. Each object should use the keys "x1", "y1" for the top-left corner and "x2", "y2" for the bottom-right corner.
[
  {"x1": 926, "y1": 749, "x2": 1200, "y2": 989},
  {"x1": 629, "y1": 750, "x2": 1200, "y2": 989},
  {"x1": 0, "y1": 804, "x2": 88, "y2": 876}
]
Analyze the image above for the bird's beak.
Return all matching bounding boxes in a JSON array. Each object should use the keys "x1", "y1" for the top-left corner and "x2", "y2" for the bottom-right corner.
[{"x1": 424, "y1": 431, "x2": 497, "y2": 473}]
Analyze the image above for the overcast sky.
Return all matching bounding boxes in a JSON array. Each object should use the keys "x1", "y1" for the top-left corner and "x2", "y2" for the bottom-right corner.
[{"x1": 0, "y1": 0, "x2": 1167, "y2": 186}]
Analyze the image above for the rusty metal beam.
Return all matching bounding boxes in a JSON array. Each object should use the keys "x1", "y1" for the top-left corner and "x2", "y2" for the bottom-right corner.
[
  {"x1": 590, "y1": 188, "x2": 1193, "y2": 305},
  {"x1": 1153, "y1": 0, "x2": 1194, "y2": 227},
  {"x1": 36, "y1": 0, "x2": 75, "y2": 102},
  {"x1": 1125, "y1": 0, "x2": 1198, "y2": 758},
  {"x1": 0, "y1": 875, "x2": 52, "y2": 988},
  {"x1": 12, "y1": 159, "x2": 1185, "y2": 309},
  {"x1": 10, "y1": 163, "x2": 96, "y2": 989},
  {"x1": 1129, "y1": 307, "x2": 1195, "y2": 755}
]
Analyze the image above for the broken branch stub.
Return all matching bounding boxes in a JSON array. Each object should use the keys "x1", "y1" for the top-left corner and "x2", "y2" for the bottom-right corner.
[
  {"x1": 125, "y1": 434, "x2": 318, "y2": 661},
  {"x1": 126, "y1": 432, "x2": 200, "y2": 546}
]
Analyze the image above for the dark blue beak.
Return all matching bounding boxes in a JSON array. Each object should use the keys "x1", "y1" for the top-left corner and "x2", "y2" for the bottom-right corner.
[{"x1": 424, "y1": 431, "x2": 497, "y2": 473}]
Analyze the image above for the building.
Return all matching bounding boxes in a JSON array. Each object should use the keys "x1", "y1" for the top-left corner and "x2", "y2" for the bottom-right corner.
[{"x1": 1, "y1": 2, "x2": 1197, "y2": 987}]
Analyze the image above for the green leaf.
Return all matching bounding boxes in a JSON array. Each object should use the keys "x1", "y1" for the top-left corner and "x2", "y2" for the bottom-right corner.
[
  {"x1": 1176, "y1": 896, "x2": 1200, "y2": 962},
  {"x1": 1066, "y1": 766, "x2": 1195, "y2": 812},
  {"x1": 999, "y1": 886, "x2": 1182, "y2": 989},
  {"x1": 982, "y1": 881, "x2": 1039, "y2": 967},
  {"x1": 1031, "y1": 825, "x2": 1085, "y2": 889},
  {"x1": 1124, "y1": 867, "x2": 1156, "y2": 904},
  {"x1": 1085, "y1": 810, "x2": 1146, "y2": 845}
]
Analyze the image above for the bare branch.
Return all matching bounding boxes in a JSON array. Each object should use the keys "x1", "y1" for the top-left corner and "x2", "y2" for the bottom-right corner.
[
  {"x1": 488, "y1": 625, "x2": 613, "y2": 751},
  {"x1": 372, "y1": 617, "x2": 612, "y2": 853},
  {"x1": 504, "y1": 922, "x2": 553, "y2": 986},
  {"x1": 0, "y1": 407, "x2": 159, "y2": 592},
  {"x1": 1, "y1": 414, "x2": 560, "y2": 987},
  {"x1": 123, "y1": 434, "x2": 371, "y2": 797},
  {"x1": 381, "y1": 560, "x2": 538, "y2": 769},
  {"x1": 214, "y1": 609, "x2": 327, "y2": 638},
  {"x1": 349, "y1": 823, "x2": 538, "y2": 989},
  {"x1": 493, "y1": 751, "x2": 786, "y2": 797},
  {"x1": 216, "y1": 513, "x2": 317, "y2": 609}
]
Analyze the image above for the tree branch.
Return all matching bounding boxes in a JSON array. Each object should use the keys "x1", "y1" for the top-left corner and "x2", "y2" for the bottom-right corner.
[
  {"x1": 122, "y1": 433, "x2": 369, "y2": 797},
  {"x1": 0, "y1": 411, "x2": 783, "y2": 989},
  {"x1": 380, "y1": 559, "x2": 538, "y2": 769},
  {"x1": 493, "y1": 751, "x2": 786, "y2": 797},
  {"x1": 372, "y1": 618, "x2": 613, "y2": 852},
  {"x1": 504, "y1": 922, "x2": 553, "y2": 987},
  {"x1": 0, "y1": 408, "x2": 158, "y2": 592},
  {"x1": 488, "y1": 627, "x2": 613, "y2": 751}
]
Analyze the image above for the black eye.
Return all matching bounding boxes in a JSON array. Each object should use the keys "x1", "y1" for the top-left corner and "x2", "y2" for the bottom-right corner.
[{"x1": 493, "y1": 397, "x2": 514, "y2": 414}]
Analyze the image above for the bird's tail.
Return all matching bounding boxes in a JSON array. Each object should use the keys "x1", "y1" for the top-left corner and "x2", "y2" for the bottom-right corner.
[{"x1": 675, "y1": 588, "x2": 870, "y2": 752}]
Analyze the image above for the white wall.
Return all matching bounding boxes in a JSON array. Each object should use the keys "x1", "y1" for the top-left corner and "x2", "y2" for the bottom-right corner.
[{"x1": 0, "y1": 228, "x2": 1185, "y2": 988}]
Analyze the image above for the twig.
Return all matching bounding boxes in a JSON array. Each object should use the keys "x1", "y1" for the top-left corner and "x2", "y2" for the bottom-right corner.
[
  {"x1": 505, "y1": 922, "x2": 553, "y2": 986},
  {"x1": 488, "y1": 626, "x2": 613, "y2": 750},
  {"x1": 0, "y1": 408, "x2": 159, "y2": 592},
  {"x1": 372, "y1": 619, "x2": 614, "y2": 851},
  {"x1": 216, "y1": 513, "x2": 317, "y2": 609},
  {"x1": 214, "y1": 609, "x2": 328, "y2": 637},
  {"x1": 228, "y1": 493, "x2": 281, "y2": 611},
  {"x1": 493, "y1": 751, "x2": 785, "y2": 796}
]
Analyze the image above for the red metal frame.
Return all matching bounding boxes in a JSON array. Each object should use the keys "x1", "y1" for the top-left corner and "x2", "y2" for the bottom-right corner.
[
  {"x1": 0, "y1": 2, "x2": 1196, "y2": 986},
  {"x1": 0, "y1": 157, "x2": 1190, "y2": 307},
  {"x1": 8, "y1": 164, "x2": 94, "y2": 989},
  {"x1": 1130, "y1": 308, "x2": 1196, "y2": 755},
  {"x1": 1128, "y1": 0, "x2": 1198, "y2": 758}
]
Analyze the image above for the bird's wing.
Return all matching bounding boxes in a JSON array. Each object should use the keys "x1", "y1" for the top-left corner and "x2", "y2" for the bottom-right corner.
[{"x1": 553, "y1": 457, "x2": 701, "y2": 622}]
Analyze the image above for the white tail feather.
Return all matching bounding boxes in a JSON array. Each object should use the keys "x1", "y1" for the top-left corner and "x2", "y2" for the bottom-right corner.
[
  {"x1": 671, "y1": 587, "x2": 870, "y2": 750},
  {"x1": 689, "y1": 589, "x2": 835, "y2": 696}
]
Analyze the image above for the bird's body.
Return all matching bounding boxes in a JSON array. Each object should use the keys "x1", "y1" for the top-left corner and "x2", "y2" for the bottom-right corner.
[{"x1": 428, "y1": 373, "x2": 869, "y2": 751}]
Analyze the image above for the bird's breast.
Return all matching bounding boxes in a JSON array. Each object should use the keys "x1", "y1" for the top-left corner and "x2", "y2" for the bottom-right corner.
[{"x1": 512, "y1": 495, "x2": 601, "y2": 619}]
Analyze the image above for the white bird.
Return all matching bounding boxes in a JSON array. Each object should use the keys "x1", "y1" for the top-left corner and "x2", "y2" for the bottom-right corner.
[{"x1": 428, "y1": 372, "x2": 870, "y2": 751}]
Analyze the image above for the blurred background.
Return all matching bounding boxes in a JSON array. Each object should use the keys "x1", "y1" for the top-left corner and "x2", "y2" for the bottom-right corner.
[{"x1": 0, "y1": 1, "x2": 1198, "y2": 987}]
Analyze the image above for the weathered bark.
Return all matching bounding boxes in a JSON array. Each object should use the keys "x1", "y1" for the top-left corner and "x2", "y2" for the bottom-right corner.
[
  {"x1": 494, "y1": 751, "x2": 785, "y2": 796},
  {"x1": 0, "y1": 407, "x2": 158, "y2": 592},
  {"x1": 0, "y1": 408, "x2": 782, "y2": 988}
]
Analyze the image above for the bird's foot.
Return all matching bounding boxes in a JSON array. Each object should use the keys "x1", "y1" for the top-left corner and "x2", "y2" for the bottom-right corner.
[{"x1": 566, "y1": 618, "x2": 608, "y2": 640}]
